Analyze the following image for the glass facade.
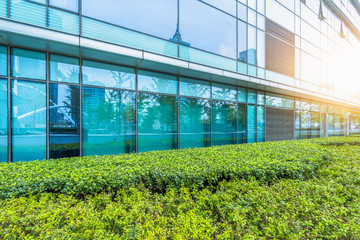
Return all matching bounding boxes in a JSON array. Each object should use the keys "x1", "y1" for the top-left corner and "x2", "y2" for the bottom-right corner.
[
  {"x1": 0, "y1": 46, "x2": 358, "y2": 162},
  {"x1": 0, "y1": 0, "x2": 360, "y2": 162}
]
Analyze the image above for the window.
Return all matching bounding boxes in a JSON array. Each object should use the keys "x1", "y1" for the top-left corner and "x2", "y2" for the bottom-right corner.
[
  {"x1": 0, "y1": 79, "x2": 7, "y2": 162},
  {"x1": 0, "y1": 46, "x2": 6, "y2": 76},
  {"x1": 82, "y1": 60, "x2": 135, "y2": 89},
  {"x1": 138, "y1": 93, "x2": 177, "y2": 152},
  {"x1": 247, "y1": 105, "x2": 256, "y2": 143},
  {"x1": 212, "y1": 83, "x2": 237, "y2": 101},
  {"x1": 238, "y1": 103, "x2": 247, "y2": 143},
  {"x1": 82, "y1": 87, "x2": 136, "y2": 156},
  {"x1": 82, "y1": 0, "x2": 177, "y2": 40},
  {"x1": 50, "y1": 84, "x2": 80, "y2": 159},
  {"x1": 212, "y1": 101, "x2": 237, "y2": 146},
  {"x1": 238, "y1": 21, "x2": 247, "y2": 62},
  {"x1": 179, "y1": 77, "x2": 210, "y2": 99},
  {"x1": 11, "y1": 48, "x2": 46, "y2": 80},
  {"x1": 12, "y1": 80, "x2": 46, "y2": 162},
  {"x1": 50, "y1": 54, "x2": 79, "y2": 83},
  {"x1": 180, "y1": 0, "x2": 237, "y2": 58},
  {"x1": 50, "y1": 0, "x2": 78, "y2": 12},
  {"x1": 138, "y1": 70, "x2": 178, "y2": 95},
  {"x1": 257, "y1": 106, "x2": 265, "y2": 142},
  {"x1": 180, "y1": 98, "x2": 210, "y2": 148}
]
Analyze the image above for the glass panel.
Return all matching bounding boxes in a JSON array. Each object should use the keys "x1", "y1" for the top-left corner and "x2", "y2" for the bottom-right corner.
[
  {"x1": 311, "y1": 112, "x2": 320, "y2": 138},
  {"x1": 266, "y1": 93, "x2": 294, "y2": 108},
  {"x1": 50, "y1": 54, "x2": 80, "y2": 83},
  {"x1": 320, "y1": 113, "x2": 326, "y2": 137},
  {"x1": 12, "y1": 80, "x2": 46, "y2": 162},
  {"x1": 300, "y1": 111, "x2": 311, "y2": 139},
  {"x1": 328, "y1": 114, "x2": 334, "y2": 137},
  {"x1": 0, "y1": 79, "x2": 7, "y2": 162},
  {"x1": 179, "y1": 77, "x2": 210, "y2": 99},
  {"x1": 10, "y1": 0, "x2": 47, "y2": 27},
  {"x1": 202, "y1": 0, "x2": 236, "y2": 16},
  {"x1": 212, "y1": 83, "x2": 237, "y2": 101},
  {"x1": 11, "y1": 48, "x2": 46, "y2": 80},
  {"x1": 138, "y1": 70, "x2": 178, "y2": 95},
  {"x1": 238, "y1": 3, "x2": 247, "y2": 21},
  {"x1": 48, "y1": 8, "x2": 80, "y2": 35},
  {"x1": 248, "y1": 89, "x2": 256, "y2": 104},
  {"x1": 212, "y1": 101, "x2": 237, "y2": 146},
  {"x1": 179, "y1": 98, "x2": 210, "y2": 148},
  {"x1": 82, "y1": 87, "x2": 136, "y2": 156},
  {"x1": 247, "y1": 25, "x2": 257, "y2": 65},
  {"x1": 82, "y1": 60, "x2": 135, "y2": 89},
  {"x1": 0, "y1": 46, "x2": 6, "y2": 76},
  {"x1": 138, "y1": 93, "x2": 177, "y2": 152},
  {"x1": 50, "y1": 0, "x2": 78, "y2": 12},
  {"x1": 257, "y1": 106, "x2": 265, "y2": 142},
  {"x1": 49, "y1": 84, "x2": 80, "y2": 159},
  {"x1": 257, "y1": 91, "x2": 265, "y2": 105},
  {"x1": 238, "y1": 87, "x2": 247, "y2": 103},
  {"x1": 180, "y1": 0, "x2": 237, "y2": 58},
  {"x1": 238, "y1": 103, "x2": 247, "y2": 144},
  {"x1": 247, "y1": 105, "x2": 256, "y2": 143},
  {"x1": 238, "y1": 21, "x2": 247, "y2": 62},
  {"x1": 295, "y1": 110, "x2": 301, "y2": 140},
  {"x1": 334, "y1": 115, "x2": 341, "y2": 136},
  {"x1": 82, "y1": 0, "x2": 177, "y2": 40}
]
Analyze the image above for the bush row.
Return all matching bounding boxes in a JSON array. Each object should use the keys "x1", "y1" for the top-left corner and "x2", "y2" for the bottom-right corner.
[
  {"x1": 1, "y1": 142, "x2": 359, "y2": 239},
  {"x1": 0, "y1": 140, "x2": 329, "y2": 199}
]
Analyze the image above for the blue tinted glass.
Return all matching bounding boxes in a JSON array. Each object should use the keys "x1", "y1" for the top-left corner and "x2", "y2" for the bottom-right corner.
[
  {"x1": 82, "y1": 0, "x2": 177, "y2": 40},
  {"x1": 238, "y1": 21, "x2": 247, "y2": 62},
  {"x1": 0, "y1": 46, "x2": 6, "y2": 76},
  {"x1": 50, "y1": 0, "x2": 78, "y2": 12},
  {"x1": 10, "y1": 0, "x2": 47, "y2": 27},
  {"x1": 238, "y1": 87, "x2": 247, "y2": 102},
  {"x1": 180, "y1": 98, "x2": 210, "y2": 148},
  {"x1": 11, "y1": 48, "x2": 46, "y2": 80},
  {"x1": 238, "y1": 3, "x2": 247, "y2": 21},
  {"x1": 138, "y1": 93, "x2": 177, "y2": 152},
  {"x1": 83, "y1": 87, "x2": 136, "y2": 156},
  {"x1": 82, "y1": 60, "x2": 135, "y2": 89},
  {"x1": 180, "y1": 0, "x2": 236, "y2": 58},
  {"x1": 247, "y1": 105, "x2": 256, "y2": 143},
  {"x1": 138, "y1": 70, "x2": 178, "y2": 95},
  {"x1": 50, "y1": 84, "x2": 80, "y2": 159},
  {"x1": 50, "y1": 54, "x2": 79, "y2": 83},
  {"x1": 12, "y1": 80, "x2": 46, "y2": 162},
  {"x1": 247, "y1": 25, "x2": 257, "y2": 65},
  {"x1": 295, "y1": 110, "x2": 301, "y2": 140},
  {"x1": 0, "y1": 79, "x2": 7, "y2": 162},
  {"x1": 179, "y1": 77, "x2": 210, "y2": 98},
  {"x1": 257, "y1": 106, "x2": 265, "y2": 142},
  {"x1": 257, "y1": 91, "x2": 265, "y2": 105},
  {"x1": 212, "y1": 101, "x2": 237, "y2": 146},
  {"x1": 248, "y1": 89, "x2": 257, "y2": 104},
  {"x1": 238, "y1": 103, "x2": 247, "y2": 144},
  {"x1": 203, "y1": 0, "x2": 236, "y2": 16},
  {"x1": 212, "y1": 83, "x2": 237, "y2": 101}
]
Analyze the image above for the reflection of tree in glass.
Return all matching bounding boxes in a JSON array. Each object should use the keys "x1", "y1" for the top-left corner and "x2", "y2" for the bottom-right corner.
[
  {"x1": 180, "y1": 98, "x2": 210, "y2": 133},
  {"x1": 112, "y1": 71, "x2": 134, "y2": 89}
]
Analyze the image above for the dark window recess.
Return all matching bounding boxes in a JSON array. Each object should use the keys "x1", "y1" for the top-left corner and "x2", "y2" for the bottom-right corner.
[
  {"x1": 265, "y1": 18, "x2": 295, "y2": 77},
  {"x1": 265, "y1": 107, "x2": 295, "y2": 141}
]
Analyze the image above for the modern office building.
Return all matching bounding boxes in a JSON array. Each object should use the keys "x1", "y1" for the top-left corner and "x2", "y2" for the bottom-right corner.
[{"x1": 0, "y1": 0, "x2": 360, "y2": 162}]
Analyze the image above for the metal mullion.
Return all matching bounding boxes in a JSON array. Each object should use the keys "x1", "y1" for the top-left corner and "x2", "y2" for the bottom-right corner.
[
  {"x1": 46, "y1": 52, "x2": 50, "y2": 160},
  {"x1": 177, "y1": 75, "x2": 180, "y2": 150},
  {"x1": 7, "y1": 46, "x2": 11, "y2": 163},
  {"x1": 135, "y1": 67, "x2": 138, "y2": 153},
  {"x1": 236, "y1": 87, "x2": 239, "y2": 144},
  {"x1": 79, "y1": 58, "x2": 83, "y2": 157},
  {"x1": 210, "y1": 81, "x2": 212, "y2": 147}
]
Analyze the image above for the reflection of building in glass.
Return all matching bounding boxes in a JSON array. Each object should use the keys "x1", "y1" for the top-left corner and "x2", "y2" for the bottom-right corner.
[{"x1": 1, "y1": 0, "x2": 360, "y2": 162}]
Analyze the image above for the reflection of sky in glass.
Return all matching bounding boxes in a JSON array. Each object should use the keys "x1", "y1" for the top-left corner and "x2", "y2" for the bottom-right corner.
[
  {"x1": 50, "y1": 0, "x2": 78, "y2": 12},
  {"x1": 11, "y1": 48, "x2": 46, "y2": 80},
  {"x1": 50, "y1": 54, "x2": 79, "y2": 83},
  {"x1": 82, "y1": 0, "x2": 177, "y2": 40},
  {"x1": 82, "y1": 60, "x2": 135, "y2": 89},
  {"x1": 180, "y1": 0, "x2": 236, "y2": 58},
  {"x1": 0, "y1": 46, "x2": 6, "y2": 76},
  {"x1": 138, "y1": 70, "x2": 178, "y2": 95}
]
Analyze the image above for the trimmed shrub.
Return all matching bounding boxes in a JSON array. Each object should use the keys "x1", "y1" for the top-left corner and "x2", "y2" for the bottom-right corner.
[{"x1": 0, "y1": 140, "x2": 329, "y2": 199}]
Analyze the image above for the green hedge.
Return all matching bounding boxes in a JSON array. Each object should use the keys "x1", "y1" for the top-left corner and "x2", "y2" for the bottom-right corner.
[{"x1": 0, "y1": 140, "x2": 329, "y2": 199}]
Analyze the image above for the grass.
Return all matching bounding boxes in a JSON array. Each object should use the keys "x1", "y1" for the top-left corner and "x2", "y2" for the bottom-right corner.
[{"x1": 0, "y1": 136, "x2": 359, "y2": 239}]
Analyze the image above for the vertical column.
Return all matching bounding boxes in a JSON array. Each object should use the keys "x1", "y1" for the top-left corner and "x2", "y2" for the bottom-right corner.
[
  {"x1": 7, "y1": 46, "x2": 11, "y2": 162},
  {"x1": 135, "y1": 68, "x2": 138, "y2": 153}
]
